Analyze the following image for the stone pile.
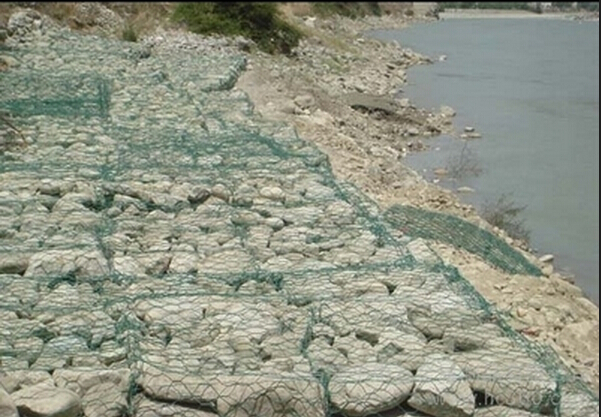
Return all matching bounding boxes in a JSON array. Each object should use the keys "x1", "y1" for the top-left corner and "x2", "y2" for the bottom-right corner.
[{"x1": 0, "y1": 9, "x2": 598, "y2": 417}]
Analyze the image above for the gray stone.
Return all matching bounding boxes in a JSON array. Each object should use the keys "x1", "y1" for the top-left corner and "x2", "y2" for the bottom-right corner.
[
  {"x1": 11, "y1": 383, "x2": 82, "y2": 417},
  {"x1": 453, "y1": 349, "x2": 557, "y2": 413},
  {"x1": 559, "y1": 391, "x2": 600, "y2": 417},
  {"x1": 138, "y1": 364, "x2": 325, "y2": 417},
  {"x1": 329, "y1": 363, "x2": 414, "y2": 417},
  {"x1": 440, "y1": 105, "x2": 456, "y2": 117},
  {"x1": 32, "y1": 336, "x2": 89, "y2": 371},
  {"x1": 443, "y1": 323, "x2": 504, "y2": 352},
  {"x1": 7, "y1": 9, "x2": 43, "y2": 36},
  {"x1": 294, "y1": 94, "x2": 316, "y2": 109},
  {"x1": 81, "y1": 382, "x2": 128, "y2": 417},
  {"x1": 306, "y1": 339, "x2": 348, "y2": 374},
  {"x1": 0, "y1": 255, "x2": 28, "y2": 275},
  {"x1": 135, "y1": 396, "x2": 219, "y2": 417},
  {"x1": 408, "y1": 354, "x2": 475, "y2": 417},
  {"x1": 52, "y1": 368, "x2": 130, "y2": 397},
  {"x1": 408, "y1": 127, "x2": 420, "y2": 136},
  {"x1": 24, "y1": 248, "x2": 109, "y2": 279},
  {"x1": 473, "y1": 406, "x2": 544, "y2": 416},
  {"x1": 376, "y1": 329, "x2": 430, "y2": 371},
  {"x1": 259, "y1": 186, "x2": 285, "y2": 202},
  {"x1": 0, "y1": 371, "x2": 53, "y2": 394},
  {"x1": 406, "y1": 238, "x2": 440, "y2": 265},
  {"x1": 0, "y1": 386, "x2": 18, "y2": 417},
  {"x1": 187, "y1": 187, "x2": 211, "y2": 204}
]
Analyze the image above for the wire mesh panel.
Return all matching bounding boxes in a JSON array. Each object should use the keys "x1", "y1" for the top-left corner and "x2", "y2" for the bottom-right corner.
[{"x1": 0, "y1": 24, "x2": 598, "y2": 417}]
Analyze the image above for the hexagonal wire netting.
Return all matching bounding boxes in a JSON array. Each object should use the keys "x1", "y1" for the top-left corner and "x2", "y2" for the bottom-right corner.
[{"x1": 0, "y1": 27, "x2": 597, "y2": 417}]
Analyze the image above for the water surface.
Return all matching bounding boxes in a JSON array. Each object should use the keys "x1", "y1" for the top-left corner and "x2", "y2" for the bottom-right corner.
[{"x1": 368, "y1": 18, "x2": 599, "y2": 304}]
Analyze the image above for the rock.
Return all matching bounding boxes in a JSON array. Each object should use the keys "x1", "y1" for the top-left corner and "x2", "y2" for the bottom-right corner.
[
  {"x1": 515, "y1": 306, "x2": 528, "y2": 318},
  {"x1": 456, "y1": 186, "x2": 475, "y2": 194},
  {"x1": 264, "y1": 217, "x2": 285, "y2": 231},
  {"x1": 138, "y1": 364, "x2": 325, "y2": 417},
  {"x1": 32, "y1": 336, "x2": 90, "y2": 371},
  {"x1": 259, "y1": 186, "x2": 285, "y2": 202},
  {"x1": 306, "y1": 339, "x2": 348, "y2": 374},
  {"x1": 294, "y1": 94, "x2": 316, "y2": 109},
  {"x1": 80, "y1": 382, "x2": 128, "y2": 417},
  {"x1": 0, "y1": 386, "x2": 18, "y2": 417},
  {"x1": 408, "y1": 354, "x2": 475, "y2": 417},
  {"x1": 234, "y1": 36, "x2": 254, "y2": 52},
  {"x1": 460, "y1": 132, "x2": 482, "y2": 139},
  {"x1": 11, "y1": 383, "x2": 82, "y2": 417},
  {"x1": 329, "y1": 363, "x2": 414, "y2": 417},
  {"x1": 407, "y1": 127, "x2": 420, "y2": 136},
  {"x1": 343, "y1": 93, "x2": 398, "y2": 114},
  {"x1": 24, "y1": 248, "x2": 109, "y2": 279},
  {"x1": 440, "y1": 105, "x2": 456, "y2": 117},
  {"x1": 541, "y1": 263, "x2": 553, "y2": 277},
  {"x1": 473, "y1": 406, "x2": 544, "y2": 416},
  {"x1": 464, "y1": 126, "x2": 476, "y2": 133},
  {"x1": 281, "y1": 100, "x2": 298, "y2": 115},
  {"x1": 434, "y1": 168, "x2": 448, "y2": 177},
  {"x1": 7, "y1": 9, "x2": 43, "y2": 37},
  {"x1": 72, "y1": 3, "x2": 124, "y2": 34},
  {"x1": 538, "y1": 254, "x2": 554, "y2": 263},
  {"x1": 557, "y1": 321, "x2": 599, "y2": 365},
  {"x1": 52, "y1": 368, "x2": 130, "y2": 397},
  {"x1": 443, "y1": 323, "x2": 504, "y2": 352},
  {"x1": 406, "y1": 238, "x2": 440, "y2": 265},
  {"x1": 0, "y1": 55, "x2": 19, "y2": 69},
  {"x1": 0, "y1": 254, "x2": 28, "y2": 275},
  {"x1": 211, "y1": 184, "x2": 231, "y2": 202},
  {"x1": 188, "y1": 187, "x2": 211, "y2": 204},
  {"x1": 453, "y1": 349, "x2": 557, "y2": 413},
  {"x1": 559, "y1": 391, "x2": 600, "y2": 417},
  {"x1": 304, "y1": 17, "x2": 317, "y2": 28},
  {"x1": 0, "y1": 371, "x2": 54, "y2": 394},
  {"x1": 135, "y1": 396, "x2": 219, "y2": 417}
]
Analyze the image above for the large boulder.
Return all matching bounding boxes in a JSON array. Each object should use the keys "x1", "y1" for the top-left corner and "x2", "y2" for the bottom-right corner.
[
  {"x1": 329, "y1": 363, "x2": 414, "y2": 417},
  {"x1": 408, "y1": 354, "x2": 475, "y2": 417},
  {"x1": 11, "y1": 383, "x2": 82, "y2": 417},
  {"x1": 453, "y1": 349, "x2": 557, "y2": 414},
  {"x1": 138, "y1": 364, "x2": 326, "y2": 417}
]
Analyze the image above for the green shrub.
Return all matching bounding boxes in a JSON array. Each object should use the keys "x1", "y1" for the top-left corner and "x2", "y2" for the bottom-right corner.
[
  {"x1": 172, "y1": 2, "x2": 303, "y2": 55},
  {"x1": 311, "y1": 2, "x2": 382, "y2": 19},
  {"x1": 122, "y1": 24, "x2": 138, "y2": 42}
]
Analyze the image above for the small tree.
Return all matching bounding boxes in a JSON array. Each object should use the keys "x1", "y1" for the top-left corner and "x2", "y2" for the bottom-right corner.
[
  {"x1": 481, "y1": 193, "x2": 531, "y2": 244},
  {"x1": 445, "y1": 141, "x2": 483, "y2": 180}
]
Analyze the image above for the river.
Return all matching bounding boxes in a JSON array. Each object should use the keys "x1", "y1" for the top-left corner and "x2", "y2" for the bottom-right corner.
[{"x1": 367, "y1": 17, "x2": 599, "y2": 304}]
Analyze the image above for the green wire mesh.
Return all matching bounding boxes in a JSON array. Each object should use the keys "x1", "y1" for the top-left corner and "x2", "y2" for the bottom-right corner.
[{"x1": 0, "y1": 27, "x2": 597, "y2": 417}]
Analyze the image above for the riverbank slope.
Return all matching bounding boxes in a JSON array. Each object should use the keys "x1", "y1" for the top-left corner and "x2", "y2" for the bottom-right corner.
[{"x1": 234, "y1": 11, "x2": 600, "y2": 393}]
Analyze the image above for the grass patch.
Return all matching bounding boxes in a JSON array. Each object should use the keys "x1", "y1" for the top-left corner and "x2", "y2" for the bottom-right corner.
[
  {"x1": 121, "y1": 24, "x2": 138, "y2": 42},
  {"x1": 311, "y1": 2, "x2": 382, "y2": 19},
  {"x1": 171, "y1": 2, "x2": 304, "y2": 55}
]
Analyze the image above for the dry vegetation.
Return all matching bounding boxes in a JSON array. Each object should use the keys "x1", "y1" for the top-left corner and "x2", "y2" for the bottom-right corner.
[{"x1": 0, "y1": 2, "x2": 179, "y2": 38}]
